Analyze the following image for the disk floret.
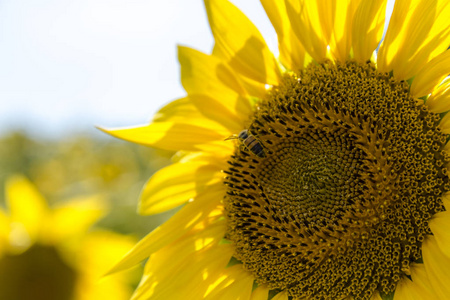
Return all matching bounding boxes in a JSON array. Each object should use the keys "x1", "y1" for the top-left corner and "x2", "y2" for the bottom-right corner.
[{"x1": 223, "y1": 61, "x2": 449, "y2": 299}]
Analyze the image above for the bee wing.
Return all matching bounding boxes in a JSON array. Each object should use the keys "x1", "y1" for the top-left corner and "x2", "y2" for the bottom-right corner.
[{"x1": 224, "y1": 135, "x2": 238, "y2": 141}]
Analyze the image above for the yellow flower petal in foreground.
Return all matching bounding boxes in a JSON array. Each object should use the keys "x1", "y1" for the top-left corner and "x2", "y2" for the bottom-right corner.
[
  {"x1": 284, "y1": 0, "x2": 330, "y2": 62},
  {"x1": 0, "y1": 176, "x2": 137, "y2": 300},
  {"x1": 204, "y1": 264, "x2": 254, "y2": 300},
  {"x1": 138, "y1": 158, "x2": 223, "y2": 215},
  {"x1": 425, "y1": 79, "x2": 450, "y2": 113},
  {"x1": 378, "y1": 0, "x2": 450, "y2": 80},
  {"x1": 132, "y1": 221, "x2": 230, "y2": 299},
  {"x1": 320, "y1": 0, "x2": 361, "y2": 62},
  {"x1": 178, "y1": 46, "x2": 252, "y2": 130},
  {"x1": 421, "y1": 235, "x2": 450, "y2": 299},
  {"x1": 110, "y1": 185, "x2": 224, "y2": 274},
  {"x1": 100, "y1": 122, "x2": 231, "y2": 152},
  {"x1": 428, "y1": 211, "x2": 450, "y2": 258},
  {"x1": 393, "y1": 263, "x2": 435, "y2": 299},
  {"x1": 410, "y1": 50, "x2": 450, "y2": 98},
  {"x1": 205, "y1": 0, "x2": 281, "y2": 86},
  {"x1": 270, "y1": 290, "x2": 289, "y2": 300},
  {"x1": 106, "y1": 0, "x2": 450, "y2": 299},
  {"x1": 260, "y1": 0, "x2": 309, "y2": 71},
  {"x1": 250, "y1": 284, "x2": 270, "y2": 300}
]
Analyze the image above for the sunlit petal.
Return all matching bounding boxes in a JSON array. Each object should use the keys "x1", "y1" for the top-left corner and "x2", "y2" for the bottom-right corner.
[
  {"x1": 108, "y1": 186, "x2": 224, "y2": 273},
  {"x1": 138, "y1": 158, "x2": 224, "y2": 215},
  {"x1": 352, "y1": 0, "x2": 387, "y2": 62},
  {"x1": 261, "y1": 0, "x2": 310, "y2": 71},
  {"x1": 205, "y1": 0, "x2": 281, "y2": 86},
  {"x1": 410, "y1": 50, "x2": 450, "y2": 98},
  {"x1": 394, "y1": 263, "x2": 436, "y2": 299},
  {"x1": 284, "y1": 0, "x2": 330, "y2": 62},
  {"x1": 422, "y1": 235, "x2": 450, "y2": 299},
  {"x1": 99, "y1": 122, "x2": 232, "y2": 152},
  {"x1": 378, "y1": 0, "x2": 450, "y2": 80},
  {"x1": 250, "y1": 284, "x2": 270, "y2": 300},
  {"x1": 425, "y1": 79, "x2": 450, "y2": 113}
]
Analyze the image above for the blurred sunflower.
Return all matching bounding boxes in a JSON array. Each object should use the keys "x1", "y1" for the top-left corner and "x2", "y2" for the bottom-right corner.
[
  {"x1": 0, "y1": 176, "x2": 138, "y2": 300},
  {"x1": 104, "y1": 0, "x2": 450, "y2": 299}
]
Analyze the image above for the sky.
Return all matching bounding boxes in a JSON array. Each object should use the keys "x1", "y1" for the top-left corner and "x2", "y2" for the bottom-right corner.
[
  {"x1": 0, "y1": 0, "x2": 277, "y2": 138},
  {"x1": 0, "y1": 0, "x2": 392, "y2": 138}
]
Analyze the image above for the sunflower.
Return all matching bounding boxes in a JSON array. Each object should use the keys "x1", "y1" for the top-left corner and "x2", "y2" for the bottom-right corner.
[
  {"x1": 0, "y1": 175, "x2": 138, "y2": 300},
  {"x1": 104, "y1": 0, "x2": 450, "y2": 299}
]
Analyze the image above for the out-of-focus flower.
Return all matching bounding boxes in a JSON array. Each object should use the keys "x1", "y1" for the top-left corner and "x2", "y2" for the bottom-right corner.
[
  {"x1": 0, "y1": 175, "x2": 138, "y2": 300},
  {"x1": 104, "y1": 0, "x2": 450, "y2": 299},
  {"x1": 0, "y1": 132, "x2": 173, "y2": 237}
]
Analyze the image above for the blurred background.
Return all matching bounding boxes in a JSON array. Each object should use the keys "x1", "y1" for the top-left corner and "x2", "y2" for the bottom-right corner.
[
  {"x1": 0, "y1": 0, "x2": 276, "y2": 299},
  {"x1": 0, "y1": 0, "x2": 277, "y2": 137}
]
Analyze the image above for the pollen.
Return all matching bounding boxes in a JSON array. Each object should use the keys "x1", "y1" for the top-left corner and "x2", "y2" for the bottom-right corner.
[{"x1": 223, "y1": 61, "x2": 450, "y2": 299}]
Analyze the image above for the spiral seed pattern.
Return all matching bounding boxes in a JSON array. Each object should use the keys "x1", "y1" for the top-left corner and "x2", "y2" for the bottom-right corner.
[{"x1": 223, "y1": 61, "x2": 449, "y2": 299}]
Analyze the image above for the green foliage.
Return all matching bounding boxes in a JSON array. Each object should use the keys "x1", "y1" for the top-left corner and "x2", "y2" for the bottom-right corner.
[{"x1": 0, "y1": 131, "x2": 174, "y2": 238}]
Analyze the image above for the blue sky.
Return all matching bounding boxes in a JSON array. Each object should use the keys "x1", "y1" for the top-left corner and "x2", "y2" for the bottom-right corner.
[{"x1": 0, "y1": 0, "x2": 392, "y2": 138}]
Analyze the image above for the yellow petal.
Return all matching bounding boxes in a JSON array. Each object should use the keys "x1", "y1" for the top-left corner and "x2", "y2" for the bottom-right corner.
[
  {"x1": 205, "y1": 0, "x2": 281, "y2": 85},
  {"x1": 429, "y1": 211, "x2": 450, "y2": 259},
  {"x1": 152, "y1": 97, "x2": 204, "y2": 123},
  {"x1": 5, "y1": 175, "x2": 49, "y2": 246},
  {"x1": 179, "y1": 46, "x2": 246, "y2": 96},
  {"x1": 425, "y1": 79, "x2": 450, "y2": 113},
  {"x1": 46, "y1": 195, "x2": 106, "y2": 245},
  {"x1": 74, "y1": 230, "x2": 138, "y2": 300},
  {"x1": 393, "y1": 263, "x2": 436, "y2": 300},
  {"x1": 178, "y1": 47, "x2": 253, "y2": 128},
  {"x1": 151, "y1": 98, "x2": 242, "y2": 147},
  {"x1": 189, "y1": 94, "x2": 248, "y2": 133},
  {"x1": 285, "y1": 0, "x2": 330, "y2": 62},
  {"x1": 422, "y1": 235, "x2": 450, "y2": 299},
  {"x1": 378, "y1": 0, "x2": 450, "y2": 80},
  {"x1": 261, "y1": 0, "x2": 310, "y2": 71},
  {"x1": 370, "y1": 290, "x2": 382, "y2": 300},
  {"x1": 352, "y1": 0, "x2": 387, "y2": 62},
  {"x1": 108, "y1": 186, "x2": 224, "y2": 274},
  {"x1": 138, "y1": 158, "x2": 224, "y2": 215},
  {"x1": 172, "y1": 150, "x2": 229, "y2": 165},
  {"x1": 443, "y1": 192, "x2": 450, "y2": 210},
  {"x1": 324, "y1": 0, "x2": 362, "y2": 62},
  {"x1": 438, "y1": 111, "x2": 450, "y2": 134},
  {"x1": 410, "y1": 50, "x2": 450, "y2": 98},
  {"x1": 133, "y1": 227, "x2": 231, "y2": 300},
  {"x1": 250, "y1": 284, "x2": 270, "y2": 300},
  {"x1": 0, "y1": 209, "x2": 9, "y2": 256},
  {"x1": 271, "y1": 290, "x2": 289, "y2": 300},
  {"x1": 99, "y1": 122, "x2": 231, "y2": 152},
  {"x1": 144, "y1": 218, "x2": 227, "y2": 276},
  {"x1": 204, "y1": 264, "x2": 254, "y2": 300}
]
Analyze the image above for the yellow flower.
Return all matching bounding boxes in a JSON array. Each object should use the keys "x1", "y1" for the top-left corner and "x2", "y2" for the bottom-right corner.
[
  {"x1": 104, "y1": 0, "x2": 450, "y2": 299},
  {"x1": 0, "y1": 175, "x2": 138, "y2": 300}
]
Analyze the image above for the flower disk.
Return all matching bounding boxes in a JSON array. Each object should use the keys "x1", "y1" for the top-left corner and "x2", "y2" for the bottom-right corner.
[{"x1": 224, "y1": 61, "x2": 450, "y2": 299}]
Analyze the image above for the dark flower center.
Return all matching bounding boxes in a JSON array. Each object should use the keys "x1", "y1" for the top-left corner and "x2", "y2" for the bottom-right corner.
[
  {"x1": 224, "y1": 61, "x2": 449, "y2": 299},
  {"x1": 0, "y1": 245, "x2": 77, "y2": 300}
]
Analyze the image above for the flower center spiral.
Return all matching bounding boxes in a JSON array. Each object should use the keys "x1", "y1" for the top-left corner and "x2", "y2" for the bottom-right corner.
[{"x1": 223, "y1": 61, "x2": 450, "y2": 299}]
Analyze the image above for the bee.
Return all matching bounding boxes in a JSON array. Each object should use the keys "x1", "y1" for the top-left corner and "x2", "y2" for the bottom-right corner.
[{"x1": 226, "y1": 129, "x2": 266, "y2": 158}]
